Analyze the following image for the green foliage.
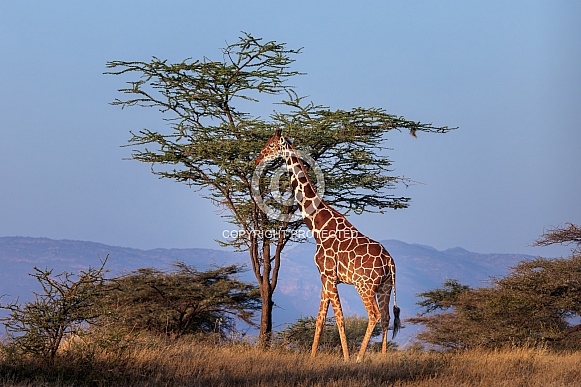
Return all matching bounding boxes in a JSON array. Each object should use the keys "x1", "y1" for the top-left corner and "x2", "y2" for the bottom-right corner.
[
  {"x1": 100, "y1": 262, "x2": 260, "y2": 337},
  {"x1": 415, "y1": 279, "x2": 472, "y2": 315},
  {"x1": 409, "y1": 225, "x2": 581, "y2": 350},
  {"x1": 106, "y1": 33, "x2": 452, "y2": 242},
  {"x1": 277, "y1": 315, "x2": 386, "y2": 353},
  {"x1": 0, "y1": 258, "x2": 109, "y2": 362}
]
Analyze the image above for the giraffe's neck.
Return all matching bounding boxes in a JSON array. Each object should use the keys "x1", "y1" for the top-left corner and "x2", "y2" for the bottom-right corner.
[{"x1": 281, "y1": 144, "x2": 327, "y2": 230}]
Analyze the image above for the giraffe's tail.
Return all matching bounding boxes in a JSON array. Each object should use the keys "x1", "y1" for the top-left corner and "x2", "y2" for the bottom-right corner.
[
  {"x1": 391, "y1": 263, "x2": 401, "y2": 340},
  {"x1": 392, "y1": 305, "x2": 401, "y2": 339}
]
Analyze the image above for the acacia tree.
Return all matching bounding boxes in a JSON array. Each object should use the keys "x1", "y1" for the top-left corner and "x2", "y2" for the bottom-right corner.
[
  {"x1": 409, "y1": 225, "x2": 581, "y2": 349},
  {"x1": 107, "y1": 33, "x2": 453, "y2": 342}
]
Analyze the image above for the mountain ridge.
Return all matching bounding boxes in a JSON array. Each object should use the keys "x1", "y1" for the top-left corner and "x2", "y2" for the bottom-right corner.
[{"x1": 0, "y1": 236, "x2": 534, "y2": 343}]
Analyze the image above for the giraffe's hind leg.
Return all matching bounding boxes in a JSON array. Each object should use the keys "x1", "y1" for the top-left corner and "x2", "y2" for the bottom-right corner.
[
  {"x1": 377, "y1": 281, "x2": 393, "y2": 354},
  {"x1": 355, "y1": 286, "x2": 381, "y2": 362}
]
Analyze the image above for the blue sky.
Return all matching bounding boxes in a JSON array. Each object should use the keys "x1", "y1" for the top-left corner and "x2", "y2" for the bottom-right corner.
[{"x1": 1, "y1": 1, "x2": 579, "y2": 257}]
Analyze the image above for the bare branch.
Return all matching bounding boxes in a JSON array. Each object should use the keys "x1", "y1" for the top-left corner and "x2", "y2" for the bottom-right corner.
[{"x1": 534, "y1": 223, "x2": 581, "y2": 253}]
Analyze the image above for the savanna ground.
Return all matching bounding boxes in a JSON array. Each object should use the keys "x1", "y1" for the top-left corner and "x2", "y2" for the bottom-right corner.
[{"x1": 1, "y1": 335, "x2": 579, "y2": 386}]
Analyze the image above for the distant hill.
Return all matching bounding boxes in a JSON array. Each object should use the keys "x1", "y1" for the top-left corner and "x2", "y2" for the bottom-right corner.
[{"x1": 0, "y1": 236, "x2": 533, "y2": 344}]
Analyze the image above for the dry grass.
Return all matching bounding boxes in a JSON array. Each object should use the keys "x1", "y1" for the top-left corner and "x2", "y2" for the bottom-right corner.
[{"x1": 1, "y1": 335, "x2": 580, "y2": 386}]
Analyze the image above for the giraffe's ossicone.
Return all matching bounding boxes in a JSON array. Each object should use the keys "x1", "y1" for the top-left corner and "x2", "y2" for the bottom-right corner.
[{"x1": 256, "y1": 129, "x2": 401, "y2": 362}]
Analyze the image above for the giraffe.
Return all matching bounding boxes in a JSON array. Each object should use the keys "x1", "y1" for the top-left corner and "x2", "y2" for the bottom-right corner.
[{"x1": 256, "y1": 129, "x2": 401, "y2": 361}]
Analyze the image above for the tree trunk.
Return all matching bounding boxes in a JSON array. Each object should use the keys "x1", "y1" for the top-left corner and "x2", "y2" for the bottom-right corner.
[
  {"x1": 259, "y1": 282, "x2": 274, "y2": 347},
  {"x1": 258, "y1": 238, "x2": 273, "y2": 347},
  {"x1": 249, "y1": 234, "x2": 283, "y2": 347}
]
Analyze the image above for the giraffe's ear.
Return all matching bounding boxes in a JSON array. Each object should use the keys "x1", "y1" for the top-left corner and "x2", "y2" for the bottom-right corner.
[{"x1": 287, "y1": 137, "x2": 295, "y2": 145}]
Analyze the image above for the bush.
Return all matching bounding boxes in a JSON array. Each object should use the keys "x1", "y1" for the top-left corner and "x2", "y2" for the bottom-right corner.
[
  {"x1": 0, "y1": 258, "x2": 109, "y2": 362},
  {"x1": 277, "y1": 315, "x2": 388, "y2": 353},
  {"x1": 99, "y1": 262, "x2": 260, "y2": 337}
]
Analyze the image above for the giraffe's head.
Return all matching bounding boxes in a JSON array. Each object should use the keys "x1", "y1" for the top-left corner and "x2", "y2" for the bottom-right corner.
[{"x1": 255, "y1": 129, "x2": 289, "y2": 165}]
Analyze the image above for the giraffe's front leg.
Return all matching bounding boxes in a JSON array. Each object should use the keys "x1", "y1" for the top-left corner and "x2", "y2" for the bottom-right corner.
[
  {"x1": 312, "y1": 279, "x2": 350, "y2": 361},
  {"x1": 311, "y1": 293, "x2": 330, "y2": 358},
  {"x1": 313, "y1": 252, "x2": 347, "y2": 359},
  {"x1": 329, "y1": 291, "x2": 350, "y2": 361}
]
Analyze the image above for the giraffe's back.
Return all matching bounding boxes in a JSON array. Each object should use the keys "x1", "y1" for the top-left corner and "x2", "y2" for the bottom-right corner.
[{"x1": 316, "y1": 230, "x2": 394, "y2": 287}]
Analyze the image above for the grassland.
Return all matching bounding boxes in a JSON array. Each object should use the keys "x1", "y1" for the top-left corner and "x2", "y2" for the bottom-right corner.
[{"x1": 1, "y1": 335, "x2": 580, "y2": 386}]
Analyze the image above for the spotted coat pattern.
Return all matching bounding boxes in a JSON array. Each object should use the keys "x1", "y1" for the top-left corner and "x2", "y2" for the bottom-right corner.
[{"x1": 256, "y1": 130, "x2": 401, "y2": 361}]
